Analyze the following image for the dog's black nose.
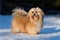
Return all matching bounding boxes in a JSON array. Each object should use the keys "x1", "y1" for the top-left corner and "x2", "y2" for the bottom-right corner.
[{"x1": 34, "y1": 14, "x2": 35, "y2": 15}]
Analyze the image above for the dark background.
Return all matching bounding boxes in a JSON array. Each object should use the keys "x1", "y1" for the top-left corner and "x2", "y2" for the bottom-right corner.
[{"x1": 0, "y1": 0, "x2": 60, "y2": 15}]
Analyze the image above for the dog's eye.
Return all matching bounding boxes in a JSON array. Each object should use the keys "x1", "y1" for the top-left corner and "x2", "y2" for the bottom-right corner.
[
  {"x1": 32, "y1": 11, "x2": 34, "y2": 13},
  {"x1": 36, "y1": 11, "x2": 37, "y2": 13}
]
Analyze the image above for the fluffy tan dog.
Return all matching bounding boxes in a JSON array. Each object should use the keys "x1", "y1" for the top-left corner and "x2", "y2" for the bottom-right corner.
[
  {"x1": 11, "y1": 8, "x2": 28, "y2": 34},
  {"x1": 11, "y1": 7, "x2": 44, "y2": 35},
  {"x1": 26, "y1": 7, "x2": 44, "y2": 35}
]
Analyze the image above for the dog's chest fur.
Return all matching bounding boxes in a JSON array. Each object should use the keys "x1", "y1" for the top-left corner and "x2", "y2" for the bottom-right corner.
[
  {"x1": 36, "y1": 21, "x2": 41, "y2": 28},
  {"x1": 37, "y1": 21, "x2": 41, "y2": 27},
  {"x1": 34, "y1": 21, "x2": 41, "y2": 32}
]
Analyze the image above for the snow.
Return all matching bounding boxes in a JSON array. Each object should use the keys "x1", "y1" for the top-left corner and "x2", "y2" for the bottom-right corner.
[
  {"x1": 44, "y1": 15, "x2": 60, "y2": 30},
  {"x1": 0, "y1": 29, "x2": 60, "y2": 40},
  {"x1": 0, "y1": 15, "x2": 60, "y2": 40}
]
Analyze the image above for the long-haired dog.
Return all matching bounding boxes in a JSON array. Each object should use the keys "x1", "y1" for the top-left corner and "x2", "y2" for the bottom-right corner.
[
  {"x1": 26, "y1": 7, "x2": 44, "y2": 35},
  {"x1": 11, "y1": 8, "x2": 28, "y2": 34},
  {"x1": 11, "y1": 7, "x2": 44, "y2": 35}
]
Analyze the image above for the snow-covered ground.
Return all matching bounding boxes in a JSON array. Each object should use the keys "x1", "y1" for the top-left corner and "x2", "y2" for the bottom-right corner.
[{"x1": 0, "y1": 15, "x2": 60, "y2": 40}]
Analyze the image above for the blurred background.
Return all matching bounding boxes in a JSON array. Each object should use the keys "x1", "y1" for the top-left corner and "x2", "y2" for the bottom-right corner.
[{"x1": 0, "y1": 0, "x2": 60, "y2": 15}]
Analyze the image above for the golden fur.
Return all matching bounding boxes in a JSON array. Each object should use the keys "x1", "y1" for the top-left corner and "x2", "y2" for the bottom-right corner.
[
  {"x1": 26, "y1": 7, "x2": 44, "y2": 35},
  {"x1": 11, "y1": 7, "x2": 44, "y2": 35},
  {"x1": 11, "y1": 8, "x2": 28, "y2": 33}
]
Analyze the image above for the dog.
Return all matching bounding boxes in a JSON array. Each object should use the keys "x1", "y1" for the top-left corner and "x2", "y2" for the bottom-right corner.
[
  {"x1": 11, "y1": 8, "x2": 28, "y2": 34},
  {"x1": 11, "y1": 7, "x2": 44, "y2": 35},
  {"x1": 26, "y1": 7, "x2": 44, "y2": 35}
]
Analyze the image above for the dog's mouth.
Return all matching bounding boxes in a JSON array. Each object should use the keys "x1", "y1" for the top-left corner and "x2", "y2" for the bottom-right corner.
[{"x1": 31, "y1": 14, "x2": 39, "y2": 21}]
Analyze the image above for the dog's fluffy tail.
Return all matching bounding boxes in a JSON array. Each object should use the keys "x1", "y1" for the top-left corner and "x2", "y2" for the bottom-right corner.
[{"x1": 12, "y1": 7, "x2": 27, "y2": 17}]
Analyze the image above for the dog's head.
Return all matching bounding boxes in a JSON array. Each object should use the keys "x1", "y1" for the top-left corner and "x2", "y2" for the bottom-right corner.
[{"x1": 28, "y1": 7, "x2": 44, "y2": 22}]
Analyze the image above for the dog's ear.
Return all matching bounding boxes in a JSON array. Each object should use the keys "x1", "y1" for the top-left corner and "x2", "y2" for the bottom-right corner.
[
  {"x1": 40, "y1": 9, "x2": 44, "y2": 16},
  {"x1": 27, "y1": 13, "x2": 30, "y2": 19},
  {"x1": 27, "y1": 8, "x2": 31, "y2": 17},
  {"x1": 36, "y1": 7, "x2": 44, "y2": 16}
]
